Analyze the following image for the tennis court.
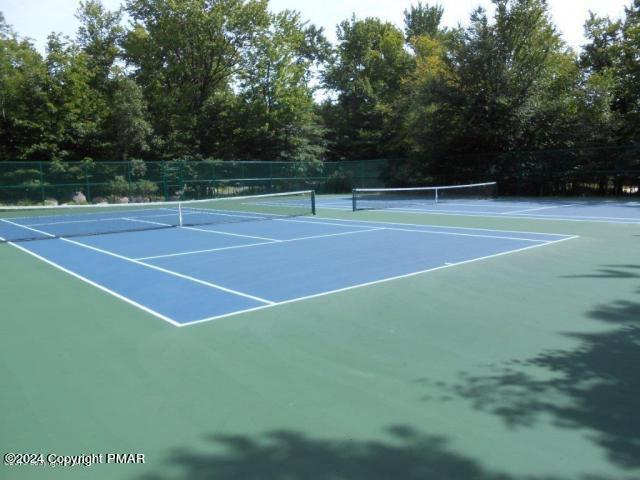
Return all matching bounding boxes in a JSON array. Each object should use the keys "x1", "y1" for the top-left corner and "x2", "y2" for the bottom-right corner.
[
  {"x1": 317, "y1": 184, "x2": 640, "y2": 224},
  {"x1": 1, "y1": 198, "x2": 575, "y2": 326},
  {"x1": 2, "y1": 188, "x2": 639, "y2": 480}
]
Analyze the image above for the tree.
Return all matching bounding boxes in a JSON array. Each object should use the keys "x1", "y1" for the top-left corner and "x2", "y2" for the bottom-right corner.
[
  {"x1": 580, "y1": 1, "x2": 640, "y2": 141},
  {"x1": 386, "y1": 3, "x2": 458, "y2": 177},
  {"x1": 108, "y1": 75, "x2": 153, "y2": 159},
  {"x1": 616, "y1": 0, "x2": 640, "y2": 136},
  {"x1": 0, "y1": 15, "x2": 54, "y2": 160},
  {"x1": 45, "y1": 33, "x2": 107, "y2": 160},
  {"x1": 323, "y1": 17, "x2": 413, "y2": 159},
  {"x1": 122, "y1": 0, "x2": 271, "y2": 156},
  {"x1": 404, "y1": 2, "x2": 445, "y2": 41},
  {"x1": 75, "y1": 0, "x2": 124, "y2": 92},
  {"x1": 232, "y1": 9, "x2": 329, "y2": 160}
]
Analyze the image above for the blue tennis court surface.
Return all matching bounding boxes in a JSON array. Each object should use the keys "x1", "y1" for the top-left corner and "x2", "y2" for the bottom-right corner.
[
  {"x1": 7, "y1": 215, "x2": 577, "y2": 327},
  {"x1": 318, "y1": 196, "x2": 640, "y2": 223}
]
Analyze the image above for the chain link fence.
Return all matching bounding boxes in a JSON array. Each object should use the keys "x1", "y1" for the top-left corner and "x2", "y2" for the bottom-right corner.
[
  {"x1": 2, "y1": 146, "x2": 639, "y2": 206},
  {"x1": 0, "y1": 159, "x2": 389, "y2": 205}
]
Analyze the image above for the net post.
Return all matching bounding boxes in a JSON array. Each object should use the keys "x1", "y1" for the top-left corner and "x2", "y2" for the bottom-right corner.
[
  {"x1": 311, "y1": 190, "x2": 316, "y2": 215},
  {"x1": 352, "y1": 189, "x2": 357, "y2": 211},
  {"x1": 178, "y1": 202, "x2": 183, "y2": 227}
]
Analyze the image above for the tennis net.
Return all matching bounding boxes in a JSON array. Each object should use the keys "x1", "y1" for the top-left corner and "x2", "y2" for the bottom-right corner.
[
  {"x1": 352, "y1": 182, "x2": 497, "y2": 211},
  {"x1": 0, "y1": 190, "x2": 315, "y2": 243}
]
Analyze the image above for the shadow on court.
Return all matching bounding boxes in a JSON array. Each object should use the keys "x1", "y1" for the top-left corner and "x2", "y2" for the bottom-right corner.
[
  {"x1": 139, "y1": 426, "x2": 574, "y2": 480},
  {"x1": 426, "y1": 265, "x2": 640, "y2": 471},
  {"x1": 561, "y1": 264, "x2": 640, "y2": 279}
]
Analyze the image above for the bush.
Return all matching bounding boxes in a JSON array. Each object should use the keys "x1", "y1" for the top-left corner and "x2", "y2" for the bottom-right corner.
[
  {"x1": 324, "y1": 169, "x2": 353, "y2": 193},
  {"x1": 107, "y1": 176, "x2": 131, "y2": 198},
  {"x1": 133, "y1": 180, "x2": 159, "y2": 200},
  {"x1": 129, "y1": 159, "x2": 147, "y2": 179}
]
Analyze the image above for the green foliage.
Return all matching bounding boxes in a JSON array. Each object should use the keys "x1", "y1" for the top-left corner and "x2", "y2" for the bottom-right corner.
[
  {"x1": 129, "y1": 158, "x2": 147, "y2": 178},
  {"x1": 323, "y1": 17, "x2": 413, "y2": 159},
  {"x1": 122, "y1": 0, "x2": 271, "y2": 156},
  {"x1": 233, "y1": 9, "x2": 329, "y2": 161},
  {"x1": 579, "y1": 1, "x2": 640, "y2": 140},
  {"x1": 106, "y1": 175, "x2": 130, "y2": 197},
  {"x1": 1, "y1": 0, "x2": 640, "y2": 192},
  {"x1": 132, "y1": 179, "x2": 158, "y2": 198},
  {"x1": 404, "y1": 2, "x2": 445, "y2": 40},
  {"x1": 75, "y1": 0, "x2": 123, "y2": 91},
  {"x1": 109, "y1": 76, "x2": 152, "y2": 158},
  {"x1": 45, "y1": 33, "x2": 108, "y2": 160},
  {"x1": 0, "y1": 19, "x2": 53, "y2": 160}
]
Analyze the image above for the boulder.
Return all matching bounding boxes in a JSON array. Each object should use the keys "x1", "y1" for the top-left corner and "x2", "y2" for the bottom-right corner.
[{"x1": 72, "y1": 191, "x2": 87, "y2": 204}]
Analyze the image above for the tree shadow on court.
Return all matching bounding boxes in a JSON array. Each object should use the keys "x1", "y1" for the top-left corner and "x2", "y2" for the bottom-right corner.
[
  {"x1": 139, "y1": 426, "x2": 579, "y2": 480},
  {"x1": 561, "y1": 264, "x2": 640, "y2": 279},
  {"x1": 429, "y1": 266, "x2": 640, "y2": 470}
]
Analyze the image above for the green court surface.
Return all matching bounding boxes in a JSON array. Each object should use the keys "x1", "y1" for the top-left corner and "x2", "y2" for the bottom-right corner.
[{"x1": 1, "y1": 202, "x2": 639, "y2": 480}]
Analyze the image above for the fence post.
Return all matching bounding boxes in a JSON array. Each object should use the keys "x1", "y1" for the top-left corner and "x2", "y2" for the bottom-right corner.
[
  {"x1": 85, "y1": 162, "x2": 91, "y2": 202},
  {"x1": 39, "y1": 161, "x2": 45, "y2": 205},
  {"x1": 162, "y1": 162, "x2": 168, "y2": 201}
]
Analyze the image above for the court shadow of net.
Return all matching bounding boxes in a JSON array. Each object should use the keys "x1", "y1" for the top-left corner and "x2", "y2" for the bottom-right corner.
[
  {"x1": 420, "y1": 265, "x2": 640, "y2": 471},
  {"x1": 139, "y1": 426, "x2": 571, "y2": 480}
]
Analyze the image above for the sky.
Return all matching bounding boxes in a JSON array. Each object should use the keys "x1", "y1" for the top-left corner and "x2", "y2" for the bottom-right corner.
[{"x1": 1, "y1": 0, "x2": 631, "y2": 53}]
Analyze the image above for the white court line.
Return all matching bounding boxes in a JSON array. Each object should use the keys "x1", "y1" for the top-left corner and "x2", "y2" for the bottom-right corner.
[
  {"x1": 276, "y1": 218, "x2": 381, "y2": 229},
  {"x1": 278, "y1": 217, "x2": 571, "y2": 239},
  {"x1": 435, "y1": 202, "x2": 535, "y2": 208},
  {"x1": 501, "y1": 204, "x2": 577, "y2": 215},
  {"x1": 1, "y1": 214, "x2": 579, "y2": 328},
  {"x1": 17, "y1": 210, "x2": 279, "y2": 242},
  {"x1": 181, "y1": 207, "x2": 275, "y2": 221},
  {"x1": 1, "y1": 236, "x2": 181, "y2": 327},
  {"x1": 315, "y1": 199, "x2": 351, "y2": 205},
  {"x1": 181, "y1": 226, "x2": 278, "y2": 242},
  {"x1": 181, "y1": 235, "x2": 580, "y2": 327},
  {"x1": 388, "y1": 207, "x2": 523, "y2": 215},
  {"x1": 71, "y1": 215, "x2": 281, "y2": 242},
  {"x1": 1, "y1": 218, "x2": 275, "y2": 306},
  {"x1": 358, "y1": 207, "x2": 640, "y2": 224},
  {"x1": 515, "y1": 212, "x2": 640, "y2": 220},
  {"x1": 122, "y1": 217, "x2": 171, "y2": 226},
  {"x1": 417, "y1": 202, "x2": 505, "y2": 209},
  {"x1": 137, "y1": 228, "x2": 385, "y2": 261},
  {"x1": 5, "y1": 207, "x2": 178, "y2": 223},
  {"x1": 21, "y1": 211, "x2": 178, "y2": 227},
  {"x1": 379, "y1": 226, "x2": 547, "y2": 243},
  {"x1": 137, "y1": 240, "x2": 279, "y2": 260},
  {"x1": 280, "y1": 218, "x2": 550, "y2": 243}
]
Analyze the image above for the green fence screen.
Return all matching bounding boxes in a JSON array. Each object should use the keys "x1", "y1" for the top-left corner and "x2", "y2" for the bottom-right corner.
[
  {"x1": 0, "y1": 159, "x2": 389, "y2": 205},
  {"x1": 2, "y1": 145, "x2": 639, "y2": 206}
]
